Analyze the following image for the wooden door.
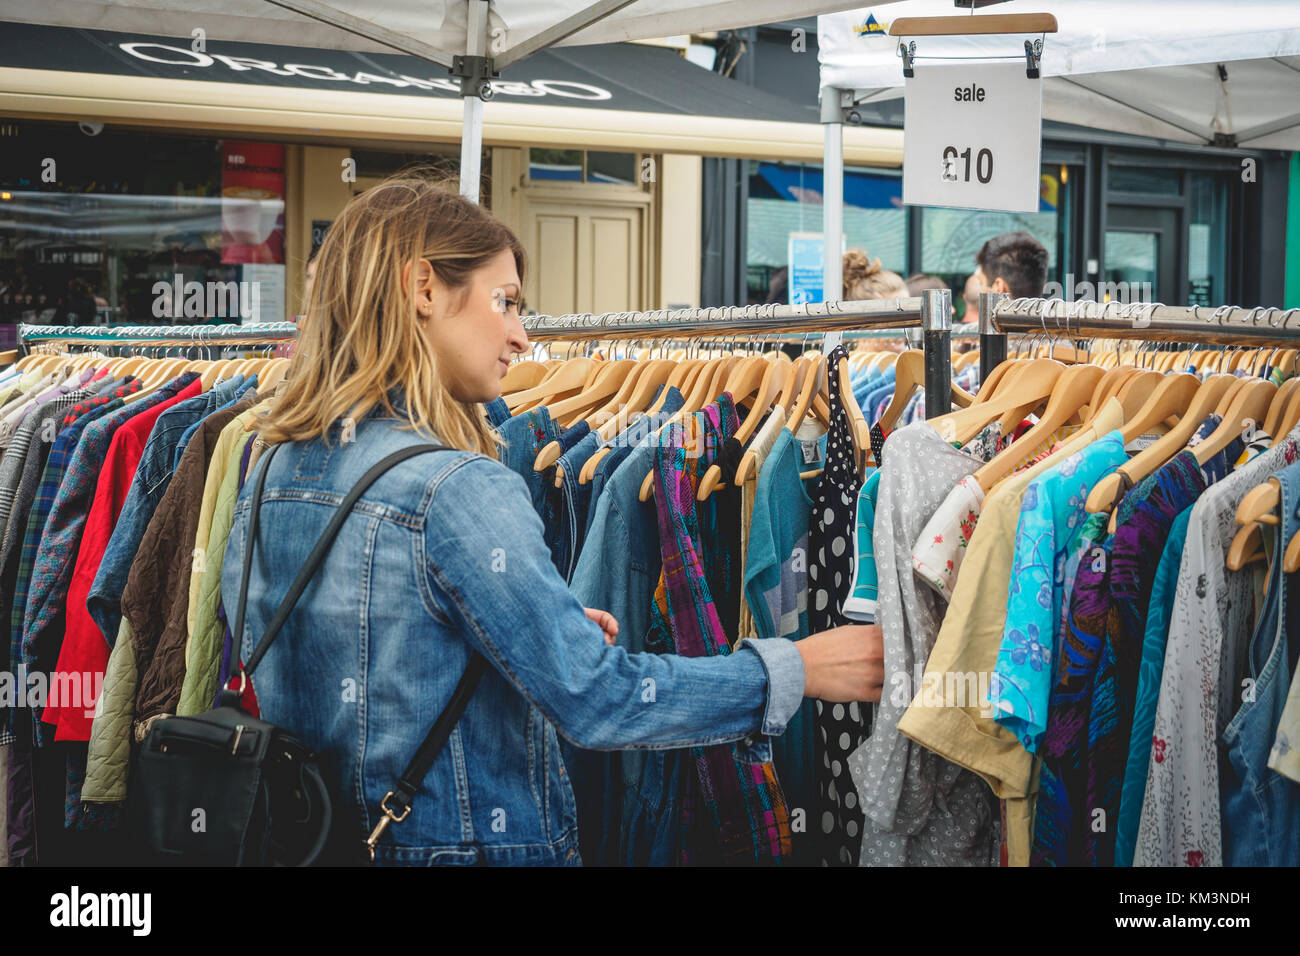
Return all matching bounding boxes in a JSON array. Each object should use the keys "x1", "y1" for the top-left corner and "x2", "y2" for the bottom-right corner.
[{"x1": 523, "y1": 201, "x2": 644, "y2": 316}]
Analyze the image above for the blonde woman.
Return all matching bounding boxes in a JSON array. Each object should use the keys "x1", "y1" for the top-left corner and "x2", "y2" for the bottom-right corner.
[{"x1": 222, "y1": 174, "x2": 883, "y2": 866}]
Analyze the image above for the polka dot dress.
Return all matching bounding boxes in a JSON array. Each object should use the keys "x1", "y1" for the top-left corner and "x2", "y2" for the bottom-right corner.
[{"x1": 809, "y1": 344, "x2": 868, "y2": 866}]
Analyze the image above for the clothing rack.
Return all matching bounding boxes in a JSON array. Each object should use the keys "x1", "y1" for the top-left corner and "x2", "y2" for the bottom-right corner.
[
  {"x1": 523, "y1": 294, "x2": 955, "y2": 418},
  {"x1": 979, "y1": 295, "x2": 1300, "y2": 381},
  {"x1": 17, "y1": 322, "x2": 300, "y2": 350}
]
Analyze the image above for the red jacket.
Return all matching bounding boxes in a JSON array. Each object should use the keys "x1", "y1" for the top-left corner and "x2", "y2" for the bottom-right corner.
[{"x1": 43, "y1": 378, "x2": 202, "y2": 740}]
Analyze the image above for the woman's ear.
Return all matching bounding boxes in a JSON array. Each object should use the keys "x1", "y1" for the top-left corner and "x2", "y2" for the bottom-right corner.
[{"x1": 402, "y1": 258, "x2": 439, "y2": 319}]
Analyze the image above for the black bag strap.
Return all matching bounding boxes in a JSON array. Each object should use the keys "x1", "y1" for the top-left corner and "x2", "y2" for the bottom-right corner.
[
  {"x1": 227, "y1": 440, "x2": 489, "y2": 859},
  {"x1": 234, "y1": 442, "x2": 453, "y2": 676}
]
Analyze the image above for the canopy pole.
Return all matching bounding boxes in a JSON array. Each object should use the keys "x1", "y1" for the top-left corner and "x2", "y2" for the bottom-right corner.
[
  {"x1": 459, "y1": 0, "x2": 492, "y2": 203},
  {"x1": 460, "y1": 96, "x2": 484, "y2": 203},
  {"x1": 821, "y1": 86, "x2": 844, "y2": 351}
]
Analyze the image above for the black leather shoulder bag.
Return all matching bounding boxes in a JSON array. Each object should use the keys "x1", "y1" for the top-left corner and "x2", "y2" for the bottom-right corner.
[{"x1": 130, "y1": 442, "x2": 488, "y2": 866}]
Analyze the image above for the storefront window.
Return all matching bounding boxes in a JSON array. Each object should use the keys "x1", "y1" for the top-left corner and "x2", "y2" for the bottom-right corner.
[
  {"x1": 746, "y1": 161, "x2": 906, "y2": 304},
  {"x1": 1109, "y1": 164, "x2": 1180, "y2": 196},
  {"x1": 0, "y1": 121, "x2": 286, "y2": 344},
  {"x1": 528, "y1": 148, "x2": 638, "y2": 184},
  {"x1": 919, "y1": 164, "x2": 1070, "y2": 319},
  {"x1": 1188, "y1": 170, "x2": 1230, "y2": 305}
]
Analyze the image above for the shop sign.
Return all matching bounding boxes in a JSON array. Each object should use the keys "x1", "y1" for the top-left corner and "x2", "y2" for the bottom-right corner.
[
  {"x1": 118, "y1": 42, "x2": 613, "y2": 101},
  {"x1": 903, "y1": 61, "x2": 1042, "y2": 213},
  {"x1": 789, "y1": 232, "x2": 825, "y2": 305}
]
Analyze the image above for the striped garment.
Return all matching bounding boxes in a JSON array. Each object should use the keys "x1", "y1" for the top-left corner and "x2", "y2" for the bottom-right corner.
[
  {"x1": 649, "y1": 393, "x2": 792, "y2": 865},
  {"x1": 7, "y1": 382, "x2": 141, "y2": 737}
]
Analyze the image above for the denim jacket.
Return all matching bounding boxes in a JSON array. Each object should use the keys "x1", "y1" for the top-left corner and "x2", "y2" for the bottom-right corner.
[{"x1": 220, "y1": 400, "x2": 805, "y2": 866}]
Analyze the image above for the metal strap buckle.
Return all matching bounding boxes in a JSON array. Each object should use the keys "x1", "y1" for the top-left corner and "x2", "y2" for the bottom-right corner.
[{"x1": 364, "y1": 790, "x2": 412, "y2": 862}]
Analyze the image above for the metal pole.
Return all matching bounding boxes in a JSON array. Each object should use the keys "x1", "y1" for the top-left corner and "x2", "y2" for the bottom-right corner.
[
  {"x1": 459, "y1": 0, "x2": 491, "y2": 204},
  {"x1": 979, "y1": 291, "x2": 1009, "y2": 388},
  {"x1": 821, "y1": 86, "x2": 844, "y2": 344},
  {"x1": 460, "y1": 97, "x2": 483, "y2": 203},
  {"x1": 922, "y1": 288, "x2": 952, "y2": 419}
]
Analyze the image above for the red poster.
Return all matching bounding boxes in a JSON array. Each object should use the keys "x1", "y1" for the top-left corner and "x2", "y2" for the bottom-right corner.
[{"x1": 221, "y1": 141, "x2": 285, "y2": 265}]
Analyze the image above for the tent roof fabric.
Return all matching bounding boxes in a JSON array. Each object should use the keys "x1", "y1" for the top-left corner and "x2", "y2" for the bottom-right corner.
[
  {"x1": 0, "y1": 0, "x2": 872, "y2": 62},
  {"x1": 818, "y1": 0, "x2": 1300, "y2": 149}
]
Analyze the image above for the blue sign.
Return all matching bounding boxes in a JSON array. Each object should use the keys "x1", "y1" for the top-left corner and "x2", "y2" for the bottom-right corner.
[{"x1": 788, "y1": 232, "x2": 824, "y2": 305}]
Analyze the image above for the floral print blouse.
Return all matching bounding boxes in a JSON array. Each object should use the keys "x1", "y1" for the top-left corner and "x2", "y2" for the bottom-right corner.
[{"x1": 989, "y1": 431, "x2": 1128, "y2": 754}]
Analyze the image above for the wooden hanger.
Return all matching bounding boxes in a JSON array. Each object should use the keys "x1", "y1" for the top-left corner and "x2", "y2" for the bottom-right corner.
[
  {"x1": 549, "y1": 359, "x2": 638, "y2": 429},
  {"x1": 973, "y1": 363, "x2": 1103, "y2": 493},
  {"x1": 1226, "y1": 477, "x2": 1280, "y2": 570},
  {"x1": 576, "y1": 359, "x2": 679, "y2": 482},
  {"x1": 501, "y1": 360, "x2": 549, "y2": 393},
  {"x1": 637, "y1": 354, "x2": 740, "y2": 502},
  {"x1": 784, "y1": 353, "x2": 824, "y2": 439},
  {"x1": 779, "y1": 353, "x2": 840, "y2": 484},
  {"x1": 971, "y1": 356, "x2": 1016, "y2": 403},
  {"x1": 1286, "y1": 520, "x2": 1300, "y2": 573},
  {"x1": 1084, "y1": 373, "x2": 1224, "y2": 518},
  {"x1": 695, "y1": 355, "x2": 790, "y2": 497},
  {"x1": 730, "y1": 356, "x2": 799, "y2": 490},
  {"x1": 1191, "y1": 379, "x2": 1276, "y2": 468},
  {"x1": 927, "y1": 359, "x2": 1064, "y2": 448},
  {"x1": 876, "y1": 350, "x2": 925, "y2": 430},
  {"x1": 839, "y1": 352, "x2": 870, "y2": 474},
  {"x1": 1263, "y1": 376, "x2": 1300, "y2": 438},
  {"x1": 693, "y1": 355, "x2": 776, "y2": 500},
  {"x1": 1275, "y1": 381, "x2": 1300, "y2": 441},
  {"x1": 506, "y1": 357, "x2": 592, "y2": 412},
  {"x1": 258, "y1": 358, "x2": 290, "y2": 393},
  {"x1": 1082, "y1": 365, "x2": 1134, "y2": 417}
]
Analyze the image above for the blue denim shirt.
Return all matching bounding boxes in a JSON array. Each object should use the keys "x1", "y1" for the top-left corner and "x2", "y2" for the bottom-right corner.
[
  {"x1": 86, "y1": 374, "x2": 249, "y2": 644},
  {"x1": 221, "y1": 404, "x2": 806, "y2": 866},
  {"x1": 172, "y1": 375, "x2": 253, "y2": 471}
]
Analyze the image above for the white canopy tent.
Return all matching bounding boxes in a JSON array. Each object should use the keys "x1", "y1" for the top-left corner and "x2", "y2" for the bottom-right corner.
[
  {"x1": 817, "y1": 0, "x2": 1300, "y2": 298},
  {"x1": 0, "y1": 0, "x2": 875, "y2": 202}
]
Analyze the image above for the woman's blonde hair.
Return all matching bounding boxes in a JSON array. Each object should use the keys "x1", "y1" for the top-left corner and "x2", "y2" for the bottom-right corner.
[
  {"x1": 843, "y1": 250, "x2": 908, "y2": 300},
  {"x1": 257, "y1": 173, "x2": 525, "y2": 458}
]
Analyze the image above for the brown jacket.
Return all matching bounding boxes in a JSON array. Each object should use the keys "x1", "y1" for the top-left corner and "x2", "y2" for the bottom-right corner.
[{"x1": 128, "y1": 393, "x2": 258, "y2": 724}]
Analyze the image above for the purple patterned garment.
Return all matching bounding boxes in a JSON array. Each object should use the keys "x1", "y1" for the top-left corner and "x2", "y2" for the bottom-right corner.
[
  {"x1": 1032, "y1": 512, "x2": 1110, "y2": 866},
  {"x1": 1085, "y1": 450, "x2": 1208, "y2": 865},
  {"x1": 649, "y1": 394, "x2": 792, "y2": 865}
]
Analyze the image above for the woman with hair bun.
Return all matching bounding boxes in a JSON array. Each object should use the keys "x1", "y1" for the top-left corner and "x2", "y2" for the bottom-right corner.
[{"x1": 842, "y1": 250, "x2": 908, "y2": 301}]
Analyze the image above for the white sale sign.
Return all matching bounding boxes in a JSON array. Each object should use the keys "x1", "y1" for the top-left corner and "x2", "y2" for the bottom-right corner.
[{"x1": 903, "y1": 61, "x2": 1042, "y2": 213}]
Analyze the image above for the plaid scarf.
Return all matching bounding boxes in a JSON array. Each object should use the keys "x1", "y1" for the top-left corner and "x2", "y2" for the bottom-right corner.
[{"x1": 649, "y1": 394, "x2": 792, "y2": 865}]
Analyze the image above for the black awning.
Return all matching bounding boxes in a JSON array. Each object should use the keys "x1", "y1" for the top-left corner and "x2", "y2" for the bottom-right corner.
[{"x1": 0, "y1": 21, "x2": 817, "y2": 124}]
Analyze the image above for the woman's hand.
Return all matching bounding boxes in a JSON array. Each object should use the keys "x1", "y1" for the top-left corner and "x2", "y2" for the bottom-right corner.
[
  {"x1": 797, "y1": 624, "x2": 885, "y2": 702},
  {"x1": 584, "y1": 607, "x2": 619, "y2": 645}
]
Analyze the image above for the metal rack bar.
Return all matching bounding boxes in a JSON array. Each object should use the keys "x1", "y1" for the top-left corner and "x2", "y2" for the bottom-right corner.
[
  {"x1": 521, "y1": 299, "x2": 926, "y2": 342},
  {"x1": 989, "y1": 299, "x2": 1300, "y2": 348},
  {"x1": 18, "y1": 322, "x2": 300, "y2": 347}
]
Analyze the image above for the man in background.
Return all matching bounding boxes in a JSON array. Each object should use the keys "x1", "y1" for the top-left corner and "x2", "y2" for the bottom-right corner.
[
  {"x1": 958, "y1": 230, "x2": 1049, "y2": 326},
  {"x1": 971, "y1": 230, "x2": 1049, "y2": 301}
]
